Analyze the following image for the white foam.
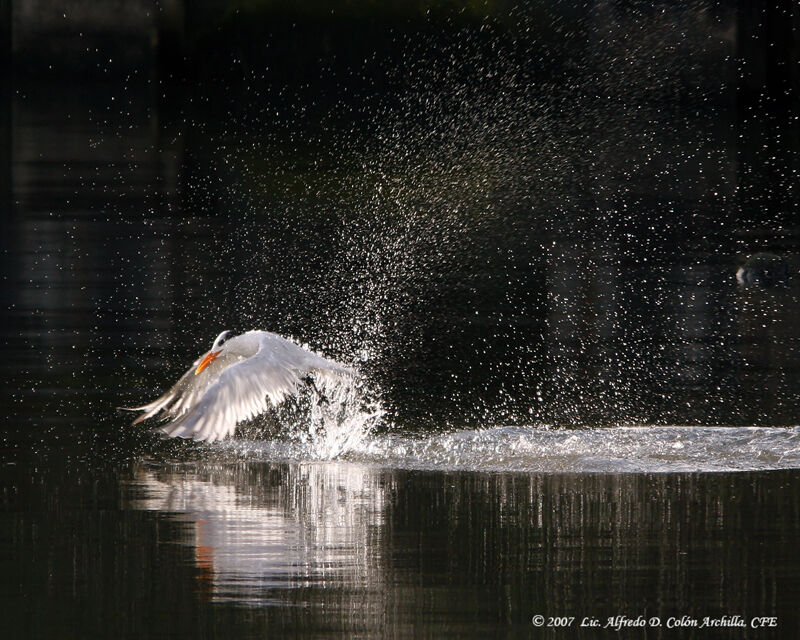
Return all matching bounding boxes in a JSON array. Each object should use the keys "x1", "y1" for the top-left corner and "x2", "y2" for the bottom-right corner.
[{"x1": 220, "y1": 425, "x2": 800, "y2": 473}]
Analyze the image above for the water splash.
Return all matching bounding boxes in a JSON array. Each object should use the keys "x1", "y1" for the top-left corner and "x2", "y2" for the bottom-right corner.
[
  {"x1": 267, "y1": 372, "x2": 384, "y2": 460},
  {"x1": 220, "y1": 425, "x2": 800, "y2": 474}
]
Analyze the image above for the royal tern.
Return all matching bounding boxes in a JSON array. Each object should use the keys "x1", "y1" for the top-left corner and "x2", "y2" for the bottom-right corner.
[{"x1": 124, "y1": 330, "x2": 354, "y2": 443}]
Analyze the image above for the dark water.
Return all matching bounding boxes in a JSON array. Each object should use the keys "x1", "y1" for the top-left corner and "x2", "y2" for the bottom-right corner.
[
  {"x1": 5, "y1": 463, "x2": 800, "y2": 638},
  {"x1": 3, "y1": 2, "x2": 800, "y2": 637}
]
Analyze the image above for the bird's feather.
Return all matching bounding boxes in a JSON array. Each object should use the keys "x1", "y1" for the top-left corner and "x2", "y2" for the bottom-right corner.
[{"x1": 125, "y1": 331, "x2": 354, "y2": 442}]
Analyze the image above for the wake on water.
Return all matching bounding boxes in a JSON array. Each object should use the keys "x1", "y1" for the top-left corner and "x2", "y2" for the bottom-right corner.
[
  {"x1": 211, "y1": 377, "x2": 800, "y2": 473},
  {"x1": 220, "y1": 425, "x2": 800, "y2": 474}
]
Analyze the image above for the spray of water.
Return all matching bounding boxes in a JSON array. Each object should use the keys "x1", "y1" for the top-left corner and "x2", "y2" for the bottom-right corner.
[
  {"x1": 297, "y1": 373, "x2": 384, "y2": 459},
  {"x1": 245, "y1": 372, "x2": 384, "y2": 461},
  {"x1": 158, "y1": 1, "x2": 799, "y2": 461}
]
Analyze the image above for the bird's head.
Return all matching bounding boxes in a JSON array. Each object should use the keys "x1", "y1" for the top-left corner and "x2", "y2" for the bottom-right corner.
[{"x1": 195, "y1": 330, "x2": 232, "y2": 375}]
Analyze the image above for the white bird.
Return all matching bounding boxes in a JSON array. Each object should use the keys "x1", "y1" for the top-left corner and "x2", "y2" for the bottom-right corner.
[{"x1": 124, "y1": 330, "x2": 354, "y2": 443}]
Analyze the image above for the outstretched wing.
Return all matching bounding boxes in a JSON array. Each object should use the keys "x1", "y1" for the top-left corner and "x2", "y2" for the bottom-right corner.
[
  {"x1": 159, "y1": 346, "x2": 304, "y2": 442},
  {"x1": 120, "y1": 350, "x2": 241, "y2": 424},
  {"x1": 125, "y1": 331, "x2": 356, "y2": 443}
]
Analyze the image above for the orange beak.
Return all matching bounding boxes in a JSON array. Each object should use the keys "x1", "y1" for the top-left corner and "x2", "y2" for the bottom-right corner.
[{"x1": 195, "y1": 350, "x2": 221, "y2": 375}]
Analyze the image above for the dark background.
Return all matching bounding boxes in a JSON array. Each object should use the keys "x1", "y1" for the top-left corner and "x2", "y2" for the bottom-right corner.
[{"x1": 2, "y1": 0, "x2": 800, "y2": 437}]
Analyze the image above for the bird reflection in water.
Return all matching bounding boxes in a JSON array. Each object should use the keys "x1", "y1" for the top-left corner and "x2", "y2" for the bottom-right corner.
[{"x1": 128, "y1": 462, "x2": 390, "y2": 604}]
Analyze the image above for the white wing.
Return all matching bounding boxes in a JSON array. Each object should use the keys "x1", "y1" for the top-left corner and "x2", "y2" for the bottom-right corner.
[
  {"x1": 121, "y1": 351, "x2": 234, "y2": 425},
  {"x1": 127, "y1": 332, "x2": 354, "y2": 443}
]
